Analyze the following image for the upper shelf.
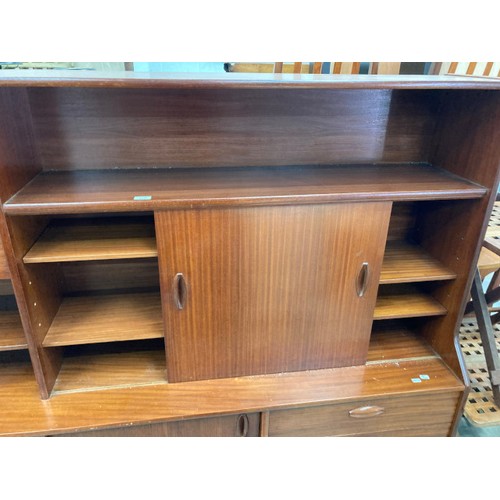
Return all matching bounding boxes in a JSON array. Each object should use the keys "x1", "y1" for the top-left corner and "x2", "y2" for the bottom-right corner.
[
  {"x1": 380, "y1": 241, "x2": 457, "y2": 284},
  {"x1": 0, "y1": 71, "x2": 499, "y2": 90},
  {"x1": 3, "y1": 164, "x2": 487, "y2": 215}
]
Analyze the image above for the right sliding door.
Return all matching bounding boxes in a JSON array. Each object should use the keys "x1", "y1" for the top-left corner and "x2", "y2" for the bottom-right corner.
[{"x1": 156, "y1": 202, "x2": 391, "y2": 382}]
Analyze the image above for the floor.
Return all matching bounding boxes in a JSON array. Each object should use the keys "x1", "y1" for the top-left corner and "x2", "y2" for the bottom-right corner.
[{"x1": 458, "y1": 416, "x2": 500, "y2": 436}]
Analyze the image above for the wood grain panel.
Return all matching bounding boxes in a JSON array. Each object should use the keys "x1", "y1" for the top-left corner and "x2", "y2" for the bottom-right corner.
[
  {"x1": 367, "y1": 325, "x2": 437, "y2": 362},
  {"x1": 24, "y1": 217, "x2": 157, "y2": 263},
  {"x1": 0, "y1": 71, "x2": 498, "y2": 90},
  {"x1": 0, "y1": 88, "x2": 56, "y2": 398},
  {"x1": 0, "y1": 238, "x2": 9, "y2": 279},
  {"x1": 61, "y1": 260, "x2": 160, "y2": 294},
  {"x1": 53, "y1": 344, "x2": 166, "y2": 393},
  {"x1": 268, "y1": 392, "x2": 460, "y2": 436},
  {"x1": 3, "y1": 164, "x2": 487, "y2": 216},
  {"x1": 52, "y1": 326, "x2": 433, "y2": 394},
  {"x1": 26, "y1": 87, "x2": 439, "y2": 170},
  {"x1": 0, "y1": 88, "x2": 41, "y2": 201},
  {"x1": 418, "y1": 90, "x2": 500, "y2": 384},
  {"x1": 0, "y1": 310, "x2": 28, "y2": 351},
  {"x1": 42, "y1": 292, "x2": 163, "y2": 347},
  {"x1": 346, "y1": 423, "x2": 453, "y2": 436},
  {"x1": 0, "y1": 355, "x2": 463, "y2": 436},
  {"x1": 57, "y1": 413, "x2": 261, "y2": 437},
  {"x1": 0, "y1": 280, "x2": 14, "y2": 295},
  {"x1": 157, "y1": 203, "x2": 391, "y2": 382},
  {"x1": 380, "y1": 241, "x2": 456, "y2": 284},
  {"x1": 374, "y1": 286, "x2": 447, "y2": 320}
]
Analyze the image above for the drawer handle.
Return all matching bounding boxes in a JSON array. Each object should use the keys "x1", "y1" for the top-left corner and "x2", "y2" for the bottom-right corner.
[
  {"x1": 236, "y1": 414, "x2": 249, "y2": 437},
  {"x1": 356, "y1": 262, "x2": 369, "y2": 297},
  {"x1": 348, "y1": 405, "x2": 384, "y2": 418},
  {"x1": 173, "y1": 273, "x2": 187, "y2": 310}
]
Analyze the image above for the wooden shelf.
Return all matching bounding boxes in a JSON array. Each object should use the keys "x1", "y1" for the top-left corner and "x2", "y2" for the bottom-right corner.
[
  {"x1": 368, "y1": 325, "x2": 437, "y2": 362},
  {"x1": 374, "y1": 287, "x2": 447, "y2": 320},
  {"x1": 380, "y1": 241, "x2": 457, "y2": 284},
  {"x1": 42, "y1": 292, "x2": 163, "y2": 347},
  {"x1": 0, "y1": 310, "x2": 28, "y2": 351},
  {"x1": 53, "y1": 341, "x2": 166, "y2": 394},
  {"x1": 3, "y1": 164, "x2": 487, "y2": 215},
  {"x1": 24, "y1": 217, "x2": 157, "y2": 263}
]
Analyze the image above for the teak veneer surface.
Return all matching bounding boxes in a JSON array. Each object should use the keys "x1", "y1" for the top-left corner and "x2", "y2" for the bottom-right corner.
[
  {"x1": 367, "y1": 327, "x2": 437, "y2": 362},
  {"x1": 23, "y1": 217, "x2": 157, "y2": 263},
  {"x1": 0, "y1": 310, "x2": 28, "y2": 351},
  {"x1": 50, "y1": 327, "x2": 433, "y2": 394},
  {"x1": 374, "y1": 287, "x2": 448, "y2": 320},
  {"x1": 0, "y1": 355, "x2": 463, "y2": 436},
  {"x1": 380, "y1": 241, "x2": 457, "y2": 284},
  {"x1": 4, "y1": 164, "x2": 487, "y2": 215},
  {"x1": 53, "y1": 348, "x2": 166, "y2": 394},
  {"x1": 42, "y1": 292, "x2": 163, "y2": 347},
  {"x1": 0, "y1": 239, "x2": 9, "y2": 279},
  {"x1": 157, "y1": 203, "x2": 390, "y2": 382},
  {"x1": 0, "y1": 71, "x2": 499, "y2": 90}
]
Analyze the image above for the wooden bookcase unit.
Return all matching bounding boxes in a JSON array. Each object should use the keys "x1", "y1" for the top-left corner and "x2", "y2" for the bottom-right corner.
[{"x1": 0, "y1": 72, "x2": 499, "y2": 436}]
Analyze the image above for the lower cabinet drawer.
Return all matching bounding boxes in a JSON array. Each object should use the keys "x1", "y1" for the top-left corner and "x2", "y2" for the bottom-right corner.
[
  {"x1": 268, "y1": 392, "x2": 461, "y2": 437},
  {"x1": 58, "y1": 413, "x2": 260, "y2": 437}
]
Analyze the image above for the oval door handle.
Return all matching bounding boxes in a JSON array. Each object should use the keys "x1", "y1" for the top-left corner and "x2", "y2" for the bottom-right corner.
[
  {"x1": 356, "y1": 262, "x2": 369, "y2": 297},
  {"x1": 348, "y1": 405, "x2": 385, "y2": 418},
  {"x1": 236, "y1": 414, "x2": 250, "y2": 437},
  {"x1": 173, "y1": 273, "x2": 187, "y2": 310}
]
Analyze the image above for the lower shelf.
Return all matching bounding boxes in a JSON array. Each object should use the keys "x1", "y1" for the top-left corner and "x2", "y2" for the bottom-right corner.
[
  {"x1": 52, "y1": 339, "x2": 166, "y2": 394},
  {"x1": 42, "y1": 291, "x2": 164, "y2": 347},
  {"x1": 0, "y1": 310, "x2": 28, "y2": 352}
]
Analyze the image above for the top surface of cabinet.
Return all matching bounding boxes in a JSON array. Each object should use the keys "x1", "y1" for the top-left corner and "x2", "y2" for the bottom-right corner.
[{"x1": 0, "y1": 71, "x2": 499, "y2": 90}]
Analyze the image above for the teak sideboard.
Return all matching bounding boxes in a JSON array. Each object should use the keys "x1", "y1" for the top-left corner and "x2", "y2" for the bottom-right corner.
[{"x1": 0, "y1": 71, "x2": 499, "y2": 437}]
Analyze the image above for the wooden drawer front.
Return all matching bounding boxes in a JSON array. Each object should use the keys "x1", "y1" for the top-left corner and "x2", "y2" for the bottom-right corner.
[
  {"x1": 268, "y1": 392, "x2": 460, "y2": 437},
  {"x1": 57, "y1": 413, "x2": 260, "y2": 437}
]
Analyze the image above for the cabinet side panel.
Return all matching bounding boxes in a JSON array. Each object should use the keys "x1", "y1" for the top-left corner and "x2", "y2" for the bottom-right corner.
[
  {"x1": 0, "y1": 88, "x2": 60, "y2": 399},
  {"x1": 420, "y1": 92, "x2": 500, "y2": 380},
  {"x1": 157, "y1": 203, "x2": 391, "y2": 382}
]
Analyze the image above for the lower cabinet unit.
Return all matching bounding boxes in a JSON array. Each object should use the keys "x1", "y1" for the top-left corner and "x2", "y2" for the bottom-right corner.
[
  {"x1": 55, "y1": 413, "x2": 261, "y2": 437},
  {"x1": 267, "y1": 392, "x2": 462, "y2": 437}
]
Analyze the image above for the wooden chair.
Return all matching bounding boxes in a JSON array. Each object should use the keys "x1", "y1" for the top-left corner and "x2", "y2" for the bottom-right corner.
[
  {"x1": 467, "y1": 200, "x2": 500, "y2": 405},
  {"x1": 224, "y1": 62, "x2": 402, "y2": 75},
  {"x1": 428, "y1": 62, "x2": 500, "y2": 77}
]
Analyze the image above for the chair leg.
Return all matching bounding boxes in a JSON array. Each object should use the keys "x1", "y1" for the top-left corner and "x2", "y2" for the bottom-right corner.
[
  {"x1": 471, "y1": 268, "x2": 500, "y2": 406},
  {"x1": 487, "y1": 269, "x2": 500, "y2": 293}
]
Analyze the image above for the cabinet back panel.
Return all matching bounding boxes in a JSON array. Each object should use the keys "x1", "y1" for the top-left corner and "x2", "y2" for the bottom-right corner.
[
  {"x1": 28, "y1": 88, "x2": 437, "y2": 170},
  {"x1": 62, "y1": 260, "x2": 160, "y2": 294}
]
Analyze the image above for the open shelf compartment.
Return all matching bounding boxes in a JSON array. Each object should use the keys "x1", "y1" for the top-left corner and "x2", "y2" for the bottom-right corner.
[
  {"x1": 23, "y1": 216, "x2": 157, "y2": 264},
  {"x1": 374, "y1": 284, "x2": 447, "y2": 320},
  {"x1": 380, "y1": 241, "x2": 457, "y2": 284},
  {"x1": 42, "y1": 291, "x2": 163, "y2": 347}
]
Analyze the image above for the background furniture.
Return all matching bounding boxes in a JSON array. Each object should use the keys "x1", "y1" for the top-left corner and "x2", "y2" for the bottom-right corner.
[{"x1": 0, "y1": 71, "x2": 499, "y2": 436}]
